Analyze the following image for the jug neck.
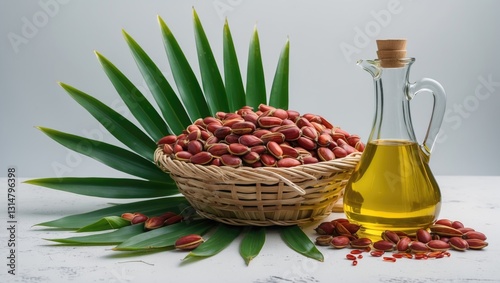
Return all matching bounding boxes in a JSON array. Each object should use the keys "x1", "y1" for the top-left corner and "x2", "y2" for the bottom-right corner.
[{"x1": 359, "y1": 58, "x2": 418, "y2": 144}]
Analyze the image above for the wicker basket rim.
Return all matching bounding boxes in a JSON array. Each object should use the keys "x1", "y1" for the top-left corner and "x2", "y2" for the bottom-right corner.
[{"x1": 154, "y1": 148, "x2": 361, "y2": 196}]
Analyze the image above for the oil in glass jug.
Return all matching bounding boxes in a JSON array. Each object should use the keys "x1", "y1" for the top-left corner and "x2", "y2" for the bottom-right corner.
[{"x1": 343, "y1": 39, "x2": 447, "y2": 240}]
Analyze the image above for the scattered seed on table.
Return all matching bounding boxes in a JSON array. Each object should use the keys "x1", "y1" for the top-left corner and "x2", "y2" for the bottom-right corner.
[{"x1": 383, "y1": 257, "x2": 396, "y2": 262}]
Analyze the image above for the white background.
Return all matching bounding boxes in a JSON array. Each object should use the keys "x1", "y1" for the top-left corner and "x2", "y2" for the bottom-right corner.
[{"x1": 1, "y1": 0, "x2": 499, "y2": 178}]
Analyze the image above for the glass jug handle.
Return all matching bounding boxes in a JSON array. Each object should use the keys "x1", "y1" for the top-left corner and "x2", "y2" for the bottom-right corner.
[{"x1": 408, "y1": 78, "x2": 447, "y2": 162}]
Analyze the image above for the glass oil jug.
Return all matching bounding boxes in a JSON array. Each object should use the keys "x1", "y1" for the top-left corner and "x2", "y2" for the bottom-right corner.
[{"x1": 343, "y1": 39, "x2": 447, "y2": 240}]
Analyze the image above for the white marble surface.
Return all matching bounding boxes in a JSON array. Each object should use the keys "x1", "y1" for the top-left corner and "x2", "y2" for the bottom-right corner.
[{"x1": 2, "y1": 176, "x2": 499, "y2": 283}]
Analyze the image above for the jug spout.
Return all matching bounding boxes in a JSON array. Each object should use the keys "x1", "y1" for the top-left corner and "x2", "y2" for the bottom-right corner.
[{"x1": 357, "y1": 59, "x2": 382, "y2": 79}]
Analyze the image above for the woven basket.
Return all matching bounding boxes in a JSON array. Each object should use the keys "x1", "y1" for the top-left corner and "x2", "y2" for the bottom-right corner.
[{"x1": 154, "y1": 147, "x2": 361, "y2": 226}]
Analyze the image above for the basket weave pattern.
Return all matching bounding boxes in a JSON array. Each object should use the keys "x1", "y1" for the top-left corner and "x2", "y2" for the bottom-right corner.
[{"x1": 155, "y1": 148, "x2": 361, "y2": 226}]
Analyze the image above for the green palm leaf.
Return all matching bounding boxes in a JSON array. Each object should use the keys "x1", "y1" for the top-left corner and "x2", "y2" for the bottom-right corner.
[
  {"x1": 36, "y1": 127, "x2": 167, "y2": 181},
  {"x1": 281, "y1": 225, "x2": 324, "y2": 262},
  {"x1": 223, "y1": 19, "x2": 246, "y2": 112},
  {"x1": 24, "y1": 177, "x2": 176, "y2": 199},
  {"x1": 240, "y1": 226, "x2": 265, "y2": 265},
  {"x1": 95, "y1": 51, "x2": 169, "y2": 140},
  {"x1": 246, "y1": 26, "x2": 266, "y2": 108},
  {"x1": 59, "y1": 82, "x2": 157, "y2": 160},
  {"x1": 113, "y1": 220, "x2": 213, "y2": 251},
  {"x1": 193, "y1": 9, "x2": 229, "y2": 114},
  {"x1": 77, "y1": 216, "x2": 130, "y2": 232},
  {"x1": 37, "y1": 196, "x2": 188, "y2": 229},
  {"x1": 122, "y1": 30, "x2": 191, "y2": 135},
  {"x1": 47, "y1": 224, "x2": 145, "y2": 245},
  {"x1": 158, "y1": 15, "x2": 211, "y2": 119},
  {"x1": 269, "y1": 39, "x2": 290, "y2": 109},
  {"x1": 184, "y1": 224, "x2": 242, "y2": 261}
]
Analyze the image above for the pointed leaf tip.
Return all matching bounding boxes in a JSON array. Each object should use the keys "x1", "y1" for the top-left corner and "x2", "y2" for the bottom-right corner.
[
  {"x1": 58, "y1": 82, "x2": 75, "y2": 91},
  {"x1": 160, "y1": 13, "x2": 210, "y2": 119},
  {"x1": 121, "y1": 29, "x2": 129, "y2": 37},
  {"x1": 246, "y1": 23, "x2": 266, "y2": 108},
  {"x1": 223, "y1": 18, "x2": 246, "y2": 111},
  {"x1": 124, "y1": 26, "x2": 191, "y2": 134},
  {"x1": 281, "y1": 226, "x2": 324, "y2": 262},
  {"x1": 57, "y1": 81, "x2": 65, "y2": 87},
  {"x1": 192, "y1": 8, "x2": 200, "y2": 23},
  {"x1": 37, "y1": 127, "x2": 165, "y2": 180},
  {"x1": 158, "y1": 15, "x2": 174, "y2": 38},
  {"x1": 194, "y1": 8, "x2": 229, "y2": 114},
  {"x1": 240, "y1": 227, "x2": 265, "y2": 266}
]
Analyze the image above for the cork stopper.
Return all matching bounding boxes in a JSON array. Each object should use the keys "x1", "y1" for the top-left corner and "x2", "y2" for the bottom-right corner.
[{"x1": 376, "y1": 39, "x2": 407, "y2": 68}]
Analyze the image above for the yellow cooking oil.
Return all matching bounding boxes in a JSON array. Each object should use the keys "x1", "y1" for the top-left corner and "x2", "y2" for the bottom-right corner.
[{"x1": 343, "y1": 139, "x2": 441, "y2": 240}]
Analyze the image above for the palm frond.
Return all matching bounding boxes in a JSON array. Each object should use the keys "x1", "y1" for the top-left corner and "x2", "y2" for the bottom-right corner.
[
  {"x1": 77, "y1": 216, "x2": 130, "y2": 232},
  {"x1": 37, "y1": 196, "x2": 189, "y2": 229},
  {"x1": 25, "y1": 177, "x2": 176, "y2": 199},
  {"x1": 158, "y1": 15, "x2": 211, "y2": 119},
  {"x1": 184, "y1": 224, "x2": 242, "y2": 261},
  {"x1": 269, "y1": 38, "x2": 290, "y2": 109},
  {"x1": 193, "y1": 9, "x2": 230, "y2": 114},
  {"x1": 46, "y1": 224, "x2": 145, "y2": 245},
  {"x1": 113, "y1": 220, "x2": 214, "y2": 251},
  {"x1": 281, "y1": 225, "x2": 324, "y2": 262},
  {"x1": 245, "y1": 26, "x2": 267, "y2": 108},
  {"x1": 95, "y1": 51, "x2": 169, "y2": 140},
  {"x1": 59, "y1": 82, "x2": 157, "y2": 160},
  {"x1": 36, "y1": 127, "x2": 166, "y2": 181},
  {"x1": 240, "y1": 226, "x2": 266, "y2": 265},
  {"x1": 223, "y1": 19, "x2": 246, "y2": 112},
  {"x1": 123, "y1": 30, "x2": 191, "y2": 135}
]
